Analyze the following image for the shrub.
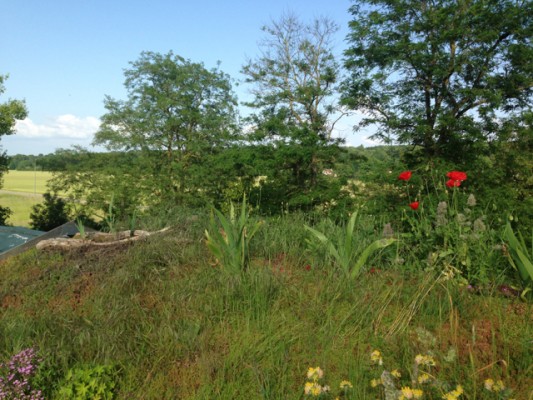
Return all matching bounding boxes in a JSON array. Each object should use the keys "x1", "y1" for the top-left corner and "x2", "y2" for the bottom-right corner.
[
  {"x1": 29, "y1": 192, "x2": 69, "y2": 231},
  {"x1": 0, "y1": 205, "x2": 12, "y2": 225}
]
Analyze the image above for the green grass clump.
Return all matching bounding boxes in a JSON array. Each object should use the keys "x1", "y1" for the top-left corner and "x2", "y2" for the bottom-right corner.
[{"x1": 0, "y1": 211, "x2": 531, "y2": 399}]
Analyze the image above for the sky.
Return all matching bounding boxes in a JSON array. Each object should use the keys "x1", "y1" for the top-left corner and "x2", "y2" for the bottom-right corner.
[{"x1": 1, "y1": 0, "x2": 375, "y2": 155}]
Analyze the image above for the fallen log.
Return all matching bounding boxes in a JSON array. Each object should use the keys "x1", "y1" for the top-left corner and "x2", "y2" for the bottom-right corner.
[{"x1": 36, "y1": 228, "x2": 170, "y2": 251}]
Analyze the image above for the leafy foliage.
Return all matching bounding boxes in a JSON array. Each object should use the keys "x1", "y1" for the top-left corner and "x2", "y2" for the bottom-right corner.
[
  {"x1": 54, "y1": 365, "x2": 118, "y2": 400},
  {"x1": 242, "y1": 14, "x2": 347, "y2": 212},
  {"x1": 305, "y1": 209, "x2": 396, "y2": 278},
  {"x1": 503, "y1": 222, "x2": 533, "y2": 297},
  {"x1": 0, "y1": 205, "x2": 12, "y2": 225},
  {"x1": 29, "y1": 192, "x2": 70, "y2": 231},
  {"x1": 342, "y1": 0, "x2": 533, "y2": 162},
  {"x1": 205, "y1": 196, "x2": 263, "y2": 275},
  {"x1": 0, "y1": 73, "x2": 28, "y2": 192},
  {"x1": 94, "y1": 51, "x2": 239, "y2": 207}
]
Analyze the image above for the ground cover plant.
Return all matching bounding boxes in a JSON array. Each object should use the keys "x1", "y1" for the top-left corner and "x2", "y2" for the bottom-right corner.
[{"x1": 0, "y1": 185, "x2": 531, "y2": 398}]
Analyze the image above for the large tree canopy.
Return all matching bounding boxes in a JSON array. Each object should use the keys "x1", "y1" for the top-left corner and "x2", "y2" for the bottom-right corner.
[
  {"x1": 0, "y1": 74, "x2": 27, "y2": 138},
  {"x1": 242, "y1": 14, "x2": 347, "y2": 211},
  {"x1": 243, "y1": 13, "x2": 344, "y2": 140},
  {"x1": 342, "y1": 0, "x2": 532, "y2": 161},
  {"x1": 0, "y1": 73, "x2": 27, "y2": 224},
  {"x1": 94, "y1": 51, "x2": 239, "y2": 205}
]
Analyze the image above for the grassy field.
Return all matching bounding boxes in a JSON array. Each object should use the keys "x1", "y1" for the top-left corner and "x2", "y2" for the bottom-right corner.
[
  {"x1": 0, "y1": 209, "x2": 531, "y2": 399},
  {"x1": 0, "y1": 193, "x2": 42, "y2": 227},
  {"x1": 1, "y1": 171, "x2": 54, "y2": 227},
  {"x1": 2, "y1": 170, "x2": 53, "y2": 194}
]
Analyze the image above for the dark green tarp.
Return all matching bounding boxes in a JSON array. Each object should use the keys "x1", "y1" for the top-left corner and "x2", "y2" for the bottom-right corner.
[{"x1": 0, "y1": 226, "x2": 45, "y2": 254}]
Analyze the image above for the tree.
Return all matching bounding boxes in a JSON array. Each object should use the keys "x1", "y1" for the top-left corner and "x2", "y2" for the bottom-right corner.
[
  {"x1": 242, "y1": 14, "x2": 347, "y2": 211},
  {"x1": 29, "y1": 192, "x2": 70, "y2": 231},
  {"x1": 342, "y1": 0, "x2": 532, "y2": 162},
  {"x1": 0, "y1": 74, "x2": 27, "y2": 224},
  {"x1": 94, "y1": 51, "x2": 239, "y2": 206}
]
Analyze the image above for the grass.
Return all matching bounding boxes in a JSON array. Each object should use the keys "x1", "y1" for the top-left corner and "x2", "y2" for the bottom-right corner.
[
  {"x1": 2, "y1": 170, "x2": 53, "y2": 194},
  {"x1": 0, "y1": 192, "x2": 42, "y2": 227},
  {"x1": 0, "y1": 210, "x2": 531, "y2": 399}
]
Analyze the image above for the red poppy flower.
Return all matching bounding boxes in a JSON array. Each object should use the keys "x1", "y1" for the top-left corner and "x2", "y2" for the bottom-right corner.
[
  {"x1": 446, "y1": 179, "x2": 461, "y2": 188},
  {"x1": 304, "y1": 265, "x2": 311, "y2": 271},
  {"x1": 409, "y1": 201, "x2": 419, "y2": 210},
  {"x1": 446, "y1": 171, "x2": 467, "y2": 181},
  {"x1": 398, "y1": 171, "x2": 412, "y2": 181}
]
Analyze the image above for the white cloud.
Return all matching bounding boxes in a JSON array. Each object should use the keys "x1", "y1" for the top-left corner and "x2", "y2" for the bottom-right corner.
[{"x1": 15, "y1": 115, "x2": 100, "y2": 139}]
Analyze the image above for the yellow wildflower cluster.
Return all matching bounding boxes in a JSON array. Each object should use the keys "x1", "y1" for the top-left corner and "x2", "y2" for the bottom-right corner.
[
  {"x1": 304, "y1": 381, "x2": 323, "y2": 397},
  {"x1": 339, "y1": 380, "x2": 353, "y2": 390},
  {"x1": 442, "y1": 385, "x2": 464, "y2": 400},
  {"x1": 417, "y1": 373, "x2": 431, "y2": 384},
  {"x1": 303, "y1": 367, "x2": 333, "y2": 397},
  {"x1": 370, "y1": 378, "x2": 382, "y2": 388},
  {"x1": 399, "y1": 386, "x2": 424, "y2": 399},
  {"x1": 371, "y1": 349, "x2": 384, "y2": 365},
  {"x1": 414, "y1": 354, "x2": 436, "y2": 367},
  {"x1": 484, "y1": 378, "x2": 505, "y2": 392},
  {"x1": 307, "y1": 367, "x2": 324, "y2": 381},
  {"x1": 391, "y1": 369, "x2": 401, "y2": 378}
]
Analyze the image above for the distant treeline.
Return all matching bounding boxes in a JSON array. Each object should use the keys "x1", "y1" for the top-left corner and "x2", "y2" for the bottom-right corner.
[
  {"x1": 9, "y1": 145, "x2": 393, "y2": 172},
  {"x1": 8, "y1": 149, "x2": 142, "y2": 171}
]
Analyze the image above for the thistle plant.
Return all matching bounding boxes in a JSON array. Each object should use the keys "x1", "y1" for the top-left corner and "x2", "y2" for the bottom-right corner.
[
  {"x1": 304, "y1": 209, "x2": 396, "y2": 278},
  {"x1": 205, "y1": 196, "x2": 263, "y2": 275}
]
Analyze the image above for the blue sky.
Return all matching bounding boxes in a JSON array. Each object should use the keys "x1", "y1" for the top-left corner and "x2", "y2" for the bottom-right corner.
[{"x1": 1, "y1": 0, "x2": 373, "y2": 155}]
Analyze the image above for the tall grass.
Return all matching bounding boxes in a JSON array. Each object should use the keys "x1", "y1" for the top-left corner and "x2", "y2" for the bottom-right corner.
[{"x1": 0, "y1": 208, "x2": 531, "y2": 399}]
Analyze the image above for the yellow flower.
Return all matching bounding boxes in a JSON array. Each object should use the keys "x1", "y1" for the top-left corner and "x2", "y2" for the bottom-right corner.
[
  {"x1": 414, "y1": 354, "x2": 436, "y2": 366},
  {"x1": 371, "y1": 349, "x2": 383, "y2": 365},
  {"x1": 399, "y1": 386, "x2": 414, "y2": 399},
  {"x1": 398, "y1": 386, "x2": 424, "y2": 399},
  {"x1": 304, "y1": 381, "x2": 322, "y2": 396},
  {"x1": 418, "y1": 373, "x2": 431, "y2": 384},
  {"x1": 391, "y1": 369, "x2": 401, "y2": 378},
  {"x1": 306, "y1": 367, "x2": 324, "y2": 381},
  {"x1": 442, "y1": 385, "x2": 463, "y2": 400},
  {"x1": 493, "y1": 380, "x2": 505, "y2": 392},
  {"x1": 484, "y1": 378, "x2": 494, "y2": 391},
  {"x1": 339, "y1": 380, "x2": 353, "y2": 389},
  {"x1": 370, "y1": 378, "x2": 382, "y2": 388}
]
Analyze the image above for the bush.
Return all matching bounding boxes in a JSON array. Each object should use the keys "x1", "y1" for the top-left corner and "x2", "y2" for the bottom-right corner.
[
  {"x1": 0, "y1": 205, "x2": 12, "y2": 225},
  {"x1": 29, "y1": 192, "x2": 70, "y2": 231}
]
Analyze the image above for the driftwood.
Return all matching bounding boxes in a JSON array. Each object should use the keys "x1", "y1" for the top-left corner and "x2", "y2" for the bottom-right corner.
[{"x1": 36, "y1": 228, "x2": 170, "y2": 251}]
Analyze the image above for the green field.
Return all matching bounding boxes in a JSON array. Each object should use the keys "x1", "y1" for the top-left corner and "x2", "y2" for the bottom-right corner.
[
  {"x1": 0, "y1": 193, "x2": 42, "y2": 227},
  {"x1": 1, "y1": 171, "x2": 53, "y2": 227},
  {"x1": 2, "y1": 170, "x2": 53, "y2": 194}
]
